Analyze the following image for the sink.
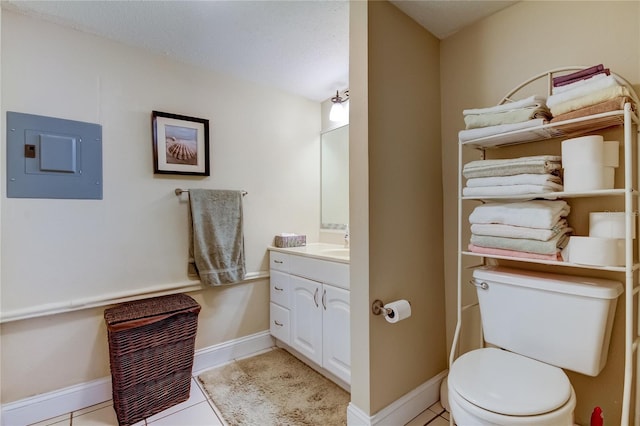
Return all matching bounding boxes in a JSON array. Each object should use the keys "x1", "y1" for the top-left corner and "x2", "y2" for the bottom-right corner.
[
  {"x1": 321, "y1": 248, "x2": 350, "y2": 257},
  {"x1": 275, "y1": 243, "x2": 350, "y2": 261}
]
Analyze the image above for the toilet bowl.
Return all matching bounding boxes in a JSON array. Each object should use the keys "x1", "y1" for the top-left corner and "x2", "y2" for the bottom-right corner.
[
  {"x1": 447, "y1": 267, "x2": 622, "y2": 425},
  {"x1": 448, "y1": 348, "x2": 576, "y2": 426}
]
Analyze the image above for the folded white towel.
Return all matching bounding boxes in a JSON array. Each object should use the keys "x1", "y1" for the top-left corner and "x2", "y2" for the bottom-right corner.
[
  {"x1": 466, "y1": 173, "x2": 562, "y2": 188},
  {"x1": 471, "y1": 219, "x2": 570, "y2": 241},
  {"x1": 458, "y1": 119, "x2": 547, "y2": 143},
  {"x1": 464, "y1": 106, "x2": 552, "y2": 130},
  {"x1": 462, "y1": 183, "x2": 563, "y2": 197},
  {"x1": 463, "y1": 95, "x2": 547, "y2": 116},
  {"x1": 463, "y1": 155, "x2": 562, "y2": 179},
  {"x1": 546, "y1": 75, "x2": 620, "y2": 108},
  {"x1": 470, "y1": 232, "x2": 570, "y2": 255},
  {"x1": 550, "y1": 85, "x2": 632, "y2": 116},
  {"x1": 551, "y1": 72, "x2": 608, "y2": 95},
  {"x1": 468, "y1": 200, "x2": 570, "y2": 229}
]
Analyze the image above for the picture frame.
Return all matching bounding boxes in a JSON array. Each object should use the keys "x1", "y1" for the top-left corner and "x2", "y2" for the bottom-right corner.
[{"x1": 152, "y1": 111, "x2": 210, "y2": 176}]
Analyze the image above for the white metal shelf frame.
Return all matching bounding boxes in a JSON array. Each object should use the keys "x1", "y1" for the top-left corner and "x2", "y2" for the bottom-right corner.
[{"x1": 450, "y1": 67, "x2": 640, "y2": 426}]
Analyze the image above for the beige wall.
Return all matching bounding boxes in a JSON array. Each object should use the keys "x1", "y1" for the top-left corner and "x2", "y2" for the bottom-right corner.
[
  {"x1": 1, "y1": 286, "x2": 271, "y2": 403},
  {"x1": 350, "y1": 1, "x2": 447, "y2": 415},
  {"x1": 441, "y1": 2, "x2": 640, "y2": 425},
  {"x1": 5, "y1": 2, "x2": 636, "y2": 422},
  {"x1": 1, "y1": 10, "x2": 321, "y2": 403},
  {"x1": 349, "y1": 0, "x2": 371, "y2": 414}
]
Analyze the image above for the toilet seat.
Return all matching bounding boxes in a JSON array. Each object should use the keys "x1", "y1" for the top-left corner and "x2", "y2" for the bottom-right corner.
[
  {"x1": 449, "y1": 348, "x2": 572, "y2": 416},
  {"x1": 448, "y1": 383, "x2": 576, "y2": 426}
]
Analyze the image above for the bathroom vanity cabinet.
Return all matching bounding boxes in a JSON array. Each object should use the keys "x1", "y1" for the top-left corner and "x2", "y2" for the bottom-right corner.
[
  {"x1": 268, "y1": 245, "x2": 350, "y2": 384},
  {"x1": 453, "y1": 67, "x2": 640, "y2": 424}
]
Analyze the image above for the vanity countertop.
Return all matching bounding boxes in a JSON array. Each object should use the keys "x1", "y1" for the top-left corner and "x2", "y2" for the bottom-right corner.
[{"x1": 268, "y1": 243, "x2": 349, "y2": 264}]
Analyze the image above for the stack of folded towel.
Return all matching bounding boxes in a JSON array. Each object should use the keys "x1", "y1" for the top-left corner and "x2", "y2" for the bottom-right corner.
[
  {"x1": 468, "y1": 200, "x2": 572, "y2": 261},
  {"x1": 462, "y1": 155, "x2": 563, "y2": 197},
  {"x1": 549, "y1": 64, "x2": 634, "y2": 122},
  {"x1": 459, "y1": 95, "x2": 552, "y2": 142}
]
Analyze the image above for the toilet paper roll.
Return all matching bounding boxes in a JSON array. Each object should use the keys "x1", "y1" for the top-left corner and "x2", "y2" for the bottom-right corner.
[
  {"x1": 384, "y1": 300, "x2": 412, "y2": 323},
  {"x1": 564, "y1": 165, "x2": 614, "y2": 191},
  {"x1": 567, "y1": 236, "x2": 625, "y2": 266},
  {"x1": 590, "y1": 212, "x2": 635, "y2": 239},
  {"x1": 603, "y1": 141, "x2": 620, "y2": 168},
  {"x1": 561, "y1": 135, "x2": 604, "y2": 167}
]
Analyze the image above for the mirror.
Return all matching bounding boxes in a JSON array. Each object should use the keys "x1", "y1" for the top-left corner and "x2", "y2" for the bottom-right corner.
[{"x1": 321, "y1": 125, "x2": 349, "y2": 229}]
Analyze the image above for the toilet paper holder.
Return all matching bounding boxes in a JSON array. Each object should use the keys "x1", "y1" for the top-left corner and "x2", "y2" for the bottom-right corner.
[
  {"x1": 372, "y1": 299, "x2": 411, "y2": 316},
  {"x1": 372, "y1": 299, "x2": 392, "y2": 316}
]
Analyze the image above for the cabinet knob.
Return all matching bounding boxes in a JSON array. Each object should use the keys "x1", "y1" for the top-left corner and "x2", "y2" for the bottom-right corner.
[
  {"x1": 274, "y1": 320, "x2": 283, "y2": 327},
  {"x1": 322, "y1": 289, "x2": 327, "y2": 310},
  {"x1": 274, "y1": 286, "x2": 283, "y2": 291},
  {"x1": 274, "y1": 260, "x2": 284, "y2": 264},
  {"x1": 313, "y1": 288, "x2": 319, "y2": 308}
]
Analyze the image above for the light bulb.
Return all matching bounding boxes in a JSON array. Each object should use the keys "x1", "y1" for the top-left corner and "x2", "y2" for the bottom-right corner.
[{"x1": 330, "y1": 102, "x2": 346, "y2": 122}]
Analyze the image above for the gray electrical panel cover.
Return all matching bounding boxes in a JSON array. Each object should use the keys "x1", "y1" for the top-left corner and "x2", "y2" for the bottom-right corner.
[{"x1": 6, "y1": 111, "x2": 102, "y2": 199}]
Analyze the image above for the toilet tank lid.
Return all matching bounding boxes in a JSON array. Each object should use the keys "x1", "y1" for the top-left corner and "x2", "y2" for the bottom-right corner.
[{"x1": 473, "y1": 266, "x2": 623, "y2": 299}]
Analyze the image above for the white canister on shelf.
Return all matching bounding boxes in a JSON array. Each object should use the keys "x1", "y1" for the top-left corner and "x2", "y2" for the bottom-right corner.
[
  {"x1": 561, "y1": 135, "x2": 604, "y2": 167},
  {"x1": 590, "y1": 212, "x2": 635, "y2": 239},
  {"x1": 564, "y1": 165, "x2": 614, "y2": 191}
]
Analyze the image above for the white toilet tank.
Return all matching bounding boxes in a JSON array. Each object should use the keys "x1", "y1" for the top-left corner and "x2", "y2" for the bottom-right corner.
[{"x1": 472, "y1": 266, "x2": 623, "y2": 376}]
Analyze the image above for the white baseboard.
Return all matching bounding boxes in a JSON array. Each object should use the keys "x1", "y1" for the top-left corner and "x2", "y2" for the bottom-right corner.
[
  {"x1": 1, "y1": 331, "x2": 274, "y2": 426},
  {"x1": 347, "y1": 370, "x2": 448, "y2": 426},
  {"x1": 0, "y1": 377, "x2": 112, "y2": 426},
  {"x1": 2, "y1": 331, "x2": 442, "y2": 426},
  {"x1": 191, "y1": 330, "x2": 274, "y2": 375}
]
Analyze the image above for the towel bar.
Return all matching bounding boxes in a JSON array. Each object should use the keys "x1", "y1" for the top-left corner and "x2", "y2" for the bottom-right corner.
[{"x1": 175, "y1": 188, "x2": 247, "y2": 196}]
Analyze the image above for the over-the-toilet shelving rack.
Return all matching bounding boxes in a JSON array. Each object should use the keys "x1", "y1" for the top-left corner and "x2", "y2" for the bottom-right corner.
[{"x1": 450, "y1": 67, "x2": 640, "y2": 426}]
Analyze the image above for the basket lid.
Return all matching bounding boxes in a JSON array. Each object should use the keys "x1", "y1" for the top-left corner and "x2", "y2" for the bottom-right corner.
[{"x1": 104, "y1": 294, "x2": 200, "y2": 326}]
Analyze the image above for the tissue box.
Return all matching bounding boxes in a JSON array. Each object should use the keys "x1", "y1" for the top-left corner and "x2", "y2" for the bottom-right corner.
[{"x1": 274, "y1": 234, "x2": 306, "y2": 248}]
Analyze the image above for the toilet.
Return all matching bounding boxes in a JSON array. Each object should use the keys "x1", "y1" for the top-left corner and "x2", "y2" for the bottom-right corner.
[{"x1": 448, "y1": 266, "x2": 623, "y2": 425}]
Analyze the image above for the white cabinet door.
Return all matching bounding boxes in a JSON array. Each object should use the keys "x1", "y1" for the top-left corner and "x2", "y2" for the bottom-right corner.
[
  {"x1": 322, "y1": 285, "x2": 351, "y2": 383},
  {"x1": 290, "y1": 275, "x2": 323, "y2": 365}
]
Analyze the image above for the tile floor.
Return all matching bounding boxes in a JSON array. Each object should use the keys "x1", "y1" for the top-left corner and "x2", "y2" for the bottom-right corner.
[
  {"x1": 406, "y1": 401, "x2": 451, "y2": 426},
  {"x1": 28, "y1": 376, "x2": 450, "y2": 426}
]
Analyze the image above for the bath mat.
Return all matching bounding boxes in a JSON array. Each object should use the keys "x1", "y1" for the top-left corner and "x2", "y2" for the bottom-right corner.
[{"x1": 197, "y1": 348, "x2": 350, "y2": 425}]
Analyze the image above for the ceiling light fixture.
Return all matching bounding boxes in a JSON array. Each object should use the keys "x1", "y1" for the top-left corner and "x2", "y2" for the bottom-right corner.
[{"x1": 329, "y1": 89, "x2": 349, "y2": 122}]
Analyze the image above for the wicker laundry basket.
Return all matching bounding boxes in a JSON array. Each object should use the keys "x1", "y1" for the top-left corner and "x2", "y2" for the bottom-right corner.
[{"x1": 104, "y1": 293, "x2": 201, "y2": 425}]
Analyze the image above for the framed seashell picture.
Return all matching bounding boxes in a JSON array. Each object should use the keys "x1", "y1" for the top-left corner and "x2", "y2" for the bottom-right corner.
[{"x1": 152, "y1": 111, "x2": 210, "y2": 176}]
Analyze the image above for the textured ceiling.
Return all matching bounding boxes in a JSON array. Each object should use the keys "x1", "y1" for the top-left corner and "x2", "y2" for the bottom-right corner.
[
  {"x1": 2, "y1": 0, "x2": 517, "y2": 102},
  {"x1": 390, "y1": 0, "x2": 517, "y2": 40}
]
